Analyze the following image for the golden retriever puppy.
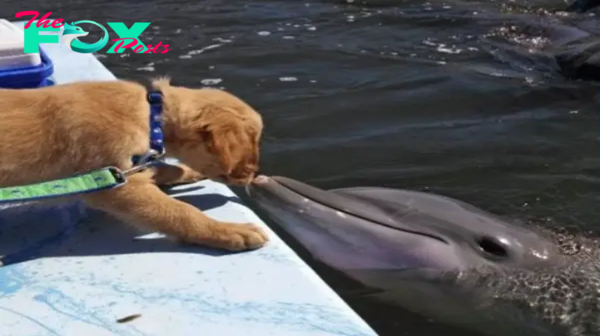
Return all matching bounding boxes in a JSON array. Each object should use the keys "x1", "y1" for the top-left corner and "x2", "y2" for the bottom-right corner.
[{"x1": 0, "y1": 78, "x2": 268, "y2": 251}]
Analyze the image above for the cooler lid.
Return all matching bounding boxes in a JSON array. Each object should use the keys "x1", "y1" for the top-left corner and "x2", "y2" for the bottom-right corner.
[{"x1": 0, "y1": 19, "x2": 42, "y2": 70}]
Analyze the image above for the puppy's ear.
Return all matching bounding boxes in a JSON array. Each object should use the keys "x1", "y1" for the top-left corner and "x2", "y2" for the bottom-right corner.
[{"x1": 203, "y1": 124, "x2": 241, "y2": 174}]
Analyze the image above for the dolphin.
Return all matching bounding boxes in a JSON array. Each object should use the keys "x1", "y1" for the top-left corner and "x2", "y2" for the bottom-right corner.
[
  {"x1": 61, "y1": 22, "x2": 89, "y2": 51},
  {"x1": 246, "y1": 175, "x2": 597, "y2": 335}
]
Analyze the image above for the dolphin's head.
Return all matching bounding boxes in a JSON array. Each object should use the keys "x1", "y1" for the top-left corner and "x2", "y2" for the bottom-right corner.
[{"x1": 247, "y1": 175, "x2": 566, "y2": 273}]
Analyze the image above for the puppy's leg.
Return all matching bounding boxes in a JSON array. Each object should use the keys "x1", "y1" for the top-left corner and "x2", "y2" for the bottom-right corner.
[
  {"x1": 83, "y1": 171, "x2": 268, "y2": 251},
  {"x1": 153, "y1": 163, "x2": 205, "y2": 186}
]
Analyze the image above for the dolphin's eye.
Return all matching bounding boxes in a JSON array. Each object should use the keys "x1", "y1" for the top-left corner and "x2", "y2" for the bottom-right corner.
[{"x1": 477, "y1": 236, "x2": 508, "y2": 258}]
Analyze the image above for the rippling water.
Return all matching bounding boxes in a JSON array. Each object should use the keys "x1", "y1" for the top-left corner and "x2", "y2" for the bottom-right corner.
[{"x1": 4, "y1": 0, "x2": 599, "y2": 334}]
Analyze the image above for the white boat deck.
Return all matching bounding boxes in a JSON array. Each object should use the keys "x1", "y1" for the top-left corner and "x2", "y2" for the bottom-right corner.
[{"x1": 0, "y1": 21, "x2": 377, "y2": 336}]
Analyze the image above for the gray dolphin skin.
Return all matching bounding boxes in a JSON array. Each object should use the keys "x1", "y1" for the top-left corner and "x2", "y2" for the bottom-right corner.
[{"x1": 246, "y1": 175, "x2": 600, "y2": 335}]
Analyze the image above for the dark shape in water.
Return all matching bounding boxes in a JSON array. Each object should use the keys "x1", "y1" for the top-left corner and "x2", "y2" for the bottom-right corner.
[
  {"x1": 552, "y1": 0, "x2": 600, "y2": 80},
  {"x1": 565, "y1": 0, "x2": 600, "y2": 13}
]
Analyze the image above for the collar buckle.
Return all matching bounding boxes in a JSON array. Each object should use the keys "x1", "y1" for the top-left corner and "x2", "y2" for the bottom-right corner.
[{"x1": 125, "y1": 149, "x2": 165, "y2": 176}]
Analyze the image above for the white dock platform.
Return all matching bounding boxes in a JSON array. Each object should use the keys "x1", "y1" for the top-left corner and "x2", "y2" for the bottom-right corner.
[{"x1": 0, "y1": 21, "x2": 378, "y2": 336}]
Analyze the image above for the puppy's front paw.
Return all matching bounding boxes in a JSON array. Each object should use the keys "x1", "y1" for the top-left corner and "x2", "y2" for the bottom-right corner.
[
  {"x1": 154, "y1": 163, "x2": 206, "y2": 186},
  {"x1": 210, "y1": 222, "x2": 270, "y2": 251},
  {"x1": 177, "y1": 168, "x2": 205, "y2": 185}
]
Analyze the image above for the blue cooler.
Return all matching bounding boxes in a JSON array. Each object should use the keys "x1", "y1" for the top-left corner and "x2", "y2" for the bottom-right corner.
[{"x1": 0, "y1": 19, "x2": 54, "y2": 89}]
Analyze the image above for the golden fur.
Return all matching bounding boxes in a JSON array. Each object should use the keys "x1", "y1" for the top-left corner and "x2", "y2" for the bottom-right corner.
[{"x1": 0, "y1": 78, "x2": 268, "y2": 251}]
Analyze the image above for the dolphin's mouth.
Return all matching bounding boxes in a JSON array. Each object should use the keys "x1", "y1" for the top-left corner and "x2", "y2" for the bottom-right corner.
[
  {"x1": 257, "y1": 175, "x2": 449, "y2": 245},
  {"x1": 253, "y1": 175, "x2": 269, "y2": 184}
]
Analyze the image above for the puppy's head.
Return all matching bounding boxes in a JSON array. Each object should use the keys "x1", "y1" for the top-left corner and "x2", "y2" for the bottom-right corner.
[
  {"x1": 159, "y1": 80, "x2": 262, "y2": 186},
  {"x1": 197, "y1": 113, "x2": 262, "y2": 186}
]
